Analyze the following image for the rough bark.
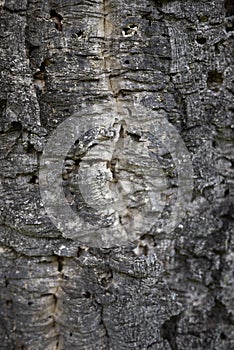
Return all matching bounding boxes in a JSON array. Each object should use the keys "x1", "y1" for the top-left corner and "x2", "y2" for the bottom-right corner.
[{"x1": 0, "y1": 0, "x2": 233, "y2": 349}]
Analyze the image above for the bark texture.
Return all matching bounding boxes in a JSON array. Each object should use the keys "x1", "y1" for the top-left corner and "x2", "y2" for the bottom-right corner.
[{"x1": 0, "y1": 0, "x2": 233, "y2": 349}]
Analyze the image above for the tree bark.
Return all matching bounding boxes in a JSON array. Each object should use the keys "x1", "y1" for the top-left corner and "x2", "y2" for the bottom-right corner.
[{"x1": 0, "y1": 0, "x2": 233, "y2": 349}]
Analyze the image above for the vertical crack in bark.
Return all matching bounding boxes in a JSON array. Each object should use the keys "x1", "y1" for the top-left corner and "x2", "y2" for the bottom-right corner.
[
  {"x1": 52, "y1": 292, "x2": 59, "y2": 349},
  {"x1": 102, "y1": 0, "x2": 120, "y2": 109},
  {"x1": 100, "y1": 304, "x2": 110, "y2": 348},
  {"x1": 108, "y1": 123, "x2": 125, "y2": 183},
  {"x1": 57, "y1": 256, "x2": 64, "y2": 272},
  {"x1": 43, "y1": 256, "x2": 64, "y2": 350},
  {"x1": 102, "y1": 0, "x2": 110, "y2": 88},
  {"x1": 101, "y1": 0, "x2": 131, "y2": 237},
  {"x1": 108, "y1": 122, "x2": 128, "y2": 232},
  {"x1": 25, "y1": 2, "x2": 44, "y2": 119},
  {"x1": 160, "y1": 313, "x2": 181, "y2": 350}
]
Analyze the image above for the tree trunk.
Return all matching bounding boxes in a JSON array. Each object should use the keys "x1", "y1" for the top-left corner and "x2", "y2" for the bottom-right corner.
[{"x1": 0, "y1": 0, "x2": 233, "y2": 349}]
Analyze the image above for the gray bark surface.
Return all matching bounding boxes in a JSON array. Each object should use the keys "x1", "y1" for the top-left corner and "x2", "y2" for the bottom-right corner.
[{"x1": 0, "y1": 0, "x2": 233, "y2": 349}]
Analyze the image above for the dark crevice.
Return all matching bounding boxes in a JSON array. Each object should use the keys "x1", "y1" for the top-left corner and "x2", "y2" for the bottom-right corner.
[
  {"x1": 50, "y1": 9, "x2": 63, "y2": 31},
  {"x1": 100, "y1": 305, "x2": 110, "y2": 346},
  {"x1": 29, "y1": 174, "x2": 38, "y2": 184},
  {"x1": 74, "y1": 158, "x2": 82, "y2": 167},
  {"x1": 122, "y1": 24, "x2": 138, "y2": 36},
  {"x1": 127, "y1": 131, "x2": 141, "y2": 142},
  {"x1": 33, "y1": 70, "x2": 45, "y2": 81},
  {"x1": 27, "y1": 43, "x2": 40, "y2": 57},
  {"x1": 33, "y1": 58, "x2": 50, "y2": 80},
  {"x1": 77, "y1": 247, "x2": 85, "y2": 258},
  {"x1": 224, "y1": 0, "x2": 234, "y2": 17},
  {"x1": 119, "y1": 124, "x2": 125, "y2": 138},
  {"x1": 161, "y1": 314, "x2": 181, "y2": 350},
  {"x1": 220, "y1": 332, "x2": 227, "y2": 339},
  {"x1": 87, "y1": 142, "x2": 98, "y2": 151},
  {"x1": 0, "y1": 99, "x2": 7, "y2": 119},
  {"x1": 107, "y1": 158, "x2": 118, "y2": 182},
  {"x1": 39, "y1": 59, "x2": 50, "y2": 72},
  {"x1": 57, "y1": 256, "x2": 64, "y2": 272},
  {"x1": 214, "y1": 43, "x2": 220, "y2": 54},
  {"x1": 25, "y1": 40, "x2": 40, "y2": 65},
  {"x1": 226, "y1": 20, "x2": 234, "y2": 32},
  {"x1": 208, "y1": 299, "x2": 233, "y2": 325},
  {"x1": 113, "y1": 89, "x2": 130, "y2": 97},
  {"x1": 25, "y1": 142, "x2": 36, "y2": 153},
  {"x1": 138, "y1": 244, "x2": 149, "y2": 255},
  {"x1": 196, "y1": 36, "x2": 206, "y2": 45},
  {"x1": 207, "y1": 70, "x2": 223, "y2": 88},
  {"x1": 10, "y1": 121, "x2": 22, "y2": 132},
  {"x1": 41, "y1": 293, "x2": 54, "y2": 297},
  {"x1": 141, "y1": 12, "x2": 153, "y2": 25},
  {"x1": 73, "y1": 30, "x2": 83, "y2": 38},
  {"x1": 83, "y1": 291, "x2": 91, "y2": 298}
]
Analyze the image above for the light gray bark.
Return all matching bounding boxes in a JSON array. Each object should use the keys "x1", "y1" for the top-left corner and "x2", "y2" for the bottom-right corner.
[{"x1": 0, "y1": 0, "x2": 233, "y2": 349}]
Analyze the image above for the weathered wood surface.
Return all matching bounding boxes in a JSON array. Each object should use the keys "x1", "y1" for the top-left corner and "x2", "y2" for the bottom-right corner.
[{"x1": 0, "y1": 0, "x2": 233, "y2": 349}]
